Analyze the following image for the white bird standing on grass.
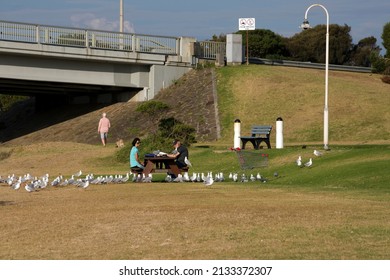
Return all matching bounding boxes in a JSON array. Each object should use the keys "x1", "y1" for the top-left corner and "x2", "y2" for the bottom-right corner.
[
  {"x1": 25, "y1": 182, "x2": 36, "y2": 192},
  {"x1": 304, "y1": 158, "x2": 313, "y2": 167},
  {"x1": 203, "y1": 172, "x2": 214, "y2": 186},
  {"x1": 313, "y1": 150, "x2": 323, "y2": 157},
  {"x1": 296, "y1": 155, "x2": 302, "y2": 167}
]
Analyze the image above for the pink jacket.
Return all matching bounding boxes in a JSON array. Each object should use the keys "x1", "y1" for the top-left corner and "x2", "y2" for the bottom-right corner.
[{"x1": 98, "y1": 117, "x2": 111, "y2": 133}]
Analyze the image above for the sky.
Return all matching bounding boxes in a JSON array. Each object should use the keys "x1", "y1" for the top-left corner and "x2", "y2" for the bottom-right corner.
[{"x1": 1, "y1": 0, "x2": 389, "y2": 50}]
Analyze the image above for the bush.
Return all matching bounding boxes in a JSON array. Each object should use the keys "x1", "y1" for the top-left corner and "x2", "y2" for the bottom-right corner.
[
  {"x1": 370, "y1": 52, "x2": 387, "y2": 73},
  {"x1": 381, "y1": 75, "x2": 390, "y2": 84},
  {"x1": 115, "y1": 117, "x2": 196, "y2": 164},
  {"x1": 158, "y1": 117, "x2": 196, "y2": 147},
  {"x1": 0, "y1": 95, "x2": 28, "y2": 112},
  {"x1": 135, "y1": 100, "x2": 169, "y2": 116}
]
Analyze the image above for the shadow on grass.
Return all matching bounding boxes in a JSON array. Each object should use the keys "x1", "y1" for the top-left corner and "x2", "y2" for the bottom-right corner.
[{"x1": 0, "y1": 201, "x2": 15, "y2": 206}]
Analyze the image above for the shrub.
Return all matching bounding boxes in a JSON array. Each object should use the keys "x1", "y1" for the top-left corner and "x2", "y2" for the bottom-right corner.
[
  {"x1": 0, "y1": 95, "x2": 28, "y2": 112},
  {"x1": 135, "y1": 100, "x2": 169, "y2": 116},
  {"x1": 115, "y1": 117, "x2": 196, "y2": 164},
  {"x1": 0, "y1": 150, "x2": 12, "y2": 161},
  {"x1": 381, "y1": 75, "x2": 390, "y2": 84},
  {"x1": 158, "y1": 117, "x2": 196, "y2": 147}
]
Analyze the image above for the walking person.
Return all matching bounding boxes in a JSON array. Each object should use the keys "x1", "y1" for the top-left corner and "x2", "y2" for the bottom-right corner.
[{"x1": 98, "y1": 112, "x2": 111, "y2": 146}]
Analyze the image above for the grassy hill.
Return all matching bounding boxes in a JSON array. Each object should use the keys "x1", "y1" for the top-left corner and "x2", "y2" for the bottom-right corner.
[
  {"x1": 2, "y1": 65, "x2": 389, "y2": 147},
  {"x1": 1, "y1": 65, "x2": 390, "y2": 260},
  {"x1": 216, "y1": 65, "x2": 390, "y2": 146}
]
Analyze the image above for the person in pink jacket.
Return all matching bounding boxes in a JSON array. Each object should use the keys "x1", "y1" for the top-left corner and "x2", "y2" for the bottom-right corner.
[{"x1": 98, "y1": 112, "x2": 111, "y2": 146}]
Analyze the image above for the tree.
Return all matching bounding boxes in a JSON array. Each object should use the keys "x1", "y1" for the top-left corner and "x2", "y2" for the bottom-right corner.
[
  {"x1": 382, "y1": 22, "x2": 390, "y2": 58},
  {"x1": 236, "y1": 29, "x2": 289, "y2": 59},
  {"x1": 287, "y1": 24, "x2": 352, "y2": 64},
  {"x1": 211, "y1": 33, "x2": 226, "y2": 42},
  {"x1": 348, "y1": 36, "x2": 380, "y2": 66}
]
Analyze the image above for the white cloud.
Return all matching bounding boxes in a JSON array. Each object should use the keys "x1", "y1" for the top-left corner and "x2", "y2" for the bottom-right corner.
[{"x1": 70, "y1": 13, "x2": 134, "y2": 33}]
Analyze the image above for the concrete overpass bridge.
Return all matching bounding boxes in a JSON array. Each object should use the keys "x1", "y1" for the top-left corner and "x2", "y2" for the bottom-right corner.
[{"x1": 0, "y1": 20, "x2": 200, "y2": 107}]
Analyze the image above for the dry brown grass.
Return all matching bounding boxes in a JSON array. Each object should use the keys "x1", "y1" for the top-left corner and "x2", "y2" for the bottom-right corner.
[
  {"x1": 1, "y1": 143, "x2": 390, "y2": 260},
  {"x1": 1, "y1": 180, "x2": 389, "y2": 260}
]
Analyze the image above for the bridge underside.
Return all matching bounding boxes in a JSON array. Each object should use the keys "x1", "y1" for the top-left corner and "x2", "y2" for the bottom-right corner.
[
  {"x1": 0, "y1": 77, "x2": 143, "y2": 111},
  {"x1": 0, "y1": 78, "x2": 132, "y2": 96}
]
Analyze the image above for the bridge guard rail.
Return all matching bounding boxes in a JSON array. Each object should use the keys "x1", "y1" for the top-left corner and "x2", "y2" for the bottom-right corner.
[{"x1": 0, "y1": 20, "x2": 179, "y2": 55}]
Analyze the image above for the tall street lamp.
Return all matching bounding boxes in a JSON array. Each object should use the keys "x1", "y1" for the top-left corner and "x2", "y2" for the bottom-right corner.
[
  {"x1": 301, "y1": 4, "x2": 330, "y2": 150},
  {"x1": 120, "y1": 0, "x2": 124, "y2": 33}
]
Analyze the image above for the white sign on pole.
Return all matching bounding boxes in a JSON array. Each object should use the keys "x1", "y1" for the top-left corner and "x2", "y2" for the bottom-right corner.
[{"x1": 238, "y1": 18, "x2": 256, "y2": 30}]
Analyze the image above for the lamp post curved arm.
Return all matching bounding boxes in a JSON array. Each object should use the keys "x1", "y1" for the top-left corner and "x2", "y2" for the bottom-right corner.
[{"x1": 303, "y1": 4, "x2": 330, "y2": 150}]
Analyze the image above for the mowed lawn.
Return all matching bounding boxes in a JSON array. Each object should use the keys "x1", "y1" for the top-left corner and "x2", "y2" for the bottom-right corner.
[
  {"x1": 1, "y1": 142, "x2": 389, "y2": 260},
  {"x1": 1, "y1": 65, "x2": 389, "y2": 259},
  {"x1": 1, "y1": 182, "x2": 389, "y2": 260}
]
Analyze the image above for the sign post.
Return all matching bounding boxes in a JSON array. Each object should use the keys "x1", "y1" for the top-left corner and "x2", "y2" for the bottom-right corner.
[{"x1": 238, "y1": 18, "x2": 255, "y2": 65}]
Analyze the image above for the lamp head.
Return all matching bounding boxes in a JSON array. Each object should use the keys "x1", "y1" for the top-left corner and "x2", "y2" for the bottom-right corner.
[{"x1": 300, "y1": 19, "x2": 310, "y2": 30}]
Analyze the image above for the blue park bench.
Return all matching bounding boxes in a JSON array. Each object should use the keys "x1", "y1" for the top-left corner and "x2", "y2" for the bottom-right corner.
[{"x1": 240, "y1": 125, "x2": 273, "y2": 149}]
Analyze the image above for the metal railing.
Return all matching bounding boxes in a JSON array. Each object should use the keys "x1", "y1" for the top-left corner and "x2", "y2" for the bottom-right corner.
[
  {"x1": 0, "y1": 20, "x2": 179, "y2": 55},
  {"x1": 249, "y1": 57, "x2": 372, "y2": 73},
  {"x1": 195, "y1": 41, "x2": 226, "y2": 59}
]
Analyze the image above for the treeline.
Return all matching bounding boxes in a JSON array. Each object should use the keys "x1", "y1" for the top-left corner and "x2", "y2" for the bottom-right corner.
[{"x1": 212, "y1": 22, "x2": 390, "y2": 74}]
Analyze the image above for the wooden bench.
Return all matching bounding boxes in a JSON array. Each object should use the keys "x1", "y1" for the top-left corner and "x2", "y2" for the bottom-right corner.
[{"x1": 240, "y1": 125, "x2": 272, "y2": 149}]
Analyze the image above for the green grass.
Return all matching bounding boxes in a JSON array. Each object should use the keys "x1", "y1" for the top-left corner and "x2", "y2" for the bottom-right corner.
[
  {"x1": 216, "y1": 65, "x2": 390, "y2": 144},
  {"x1": 188, "y1": 144, "x2": 390, "y2": 192},
  {"x1": 1, "y1": 65, "x2": 390, "y2": 260}
]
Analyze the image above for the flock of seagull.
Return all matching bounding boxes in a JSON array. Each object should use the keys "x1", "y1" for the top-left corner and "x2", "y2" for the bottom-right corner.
[
  {"x1": 0, "y1": 170, "x2": 132, "y2": 192},
  {"x1": 296, "y1": 149, "x2": 323, "y2": 168},
  {"x1": 0, "y1": 170, "x2": 268, "y2": 191},
  {"x1": 165, "y1": 171, "x2": 269, "y2": 186},
  {"x1": 0, "y1": 150, "x2": 323, "y2": 192}
]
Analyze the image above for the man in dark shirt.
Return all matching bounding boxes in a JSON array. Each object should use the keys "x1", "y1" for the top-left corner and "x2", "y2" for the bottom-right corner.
[{"x1": 168, "y1": 139, "x2": 189, "y2": 168}]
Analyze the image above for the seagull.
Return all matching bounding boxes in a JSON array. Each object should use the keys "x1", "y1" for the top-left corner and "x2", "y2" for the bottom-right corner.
[
  {"x1": 250, "y1": 174, "x2": 256, "y2": 182},
  {"x1": 201, "y1": 172, "x2": 206, "y2": 182},
  {"x1": 51, "y1": 175, "x2": 62, "y2": 186},
  {"x1": 76, "y1": 179, "x2": 89, "y2": 189},
  {"x1": 241, "y1": 173, "x2": 248, "y2": 183},
  {"x1": 313, "y1": 150, "x2": 323, "y2": 157},
  {"x1": 183, "y1": 172, "x2": 190, "y2": 182},
  {"x1": 11, "y1": 179, "x2": 21, "y2": 190},
  {"x1": 25, "y1": 182, "x2": 36, "y2": 192},
  {"x1": 184, "y1": 156, "x2": 192, "y2": 167},
  {"x1": 220, "y1": 172, "x2": 225, "y2": 182},
  {"x1": 203, "y1": 173, "x2": 214, "y2": 186},
  {"x1": 304, "y1": 158, "x2": 313, "y2": 167},
  {"x1": 165, "y1": 174, "x2": 172, "y2": 182},
  {"x1": 74, "y1": 170, "x2": 82, "y2": 177},
  {"x1": 216, "y1": 172, "x2": 224, "y2": 182},
  {"x1": 296, "y1": 155, "x2": 303, "y2": 167},
  {"x1": 120, "y1": 173, "x2": 130, "y2": 183},
  {"x1": 68, "y1": 175, "x2": 75, "y2": 185},
  {"x1": 173, "y1": 174, "x2": 183, "y2": 183},
  {"x1": 59, "y1": 179, "x2": 69, "y2": 186},
  {"x1": 190, "y1": 172, "x2": 197, "y2": 182},
  {"x1": 142, "y1": 174, "x2": 153, "y2": 183}
]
